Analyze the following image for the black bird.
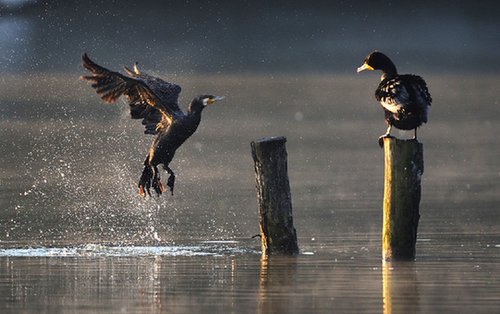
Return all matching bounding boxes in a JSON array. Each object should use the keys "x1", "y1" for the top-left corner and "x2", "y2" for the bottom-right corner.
[
  {"x1": 357, "y1": 51, "x2": 432, "y2": 146},
  {"x1": 81, "y1": 53, "x2": 224, "y2": 197}
]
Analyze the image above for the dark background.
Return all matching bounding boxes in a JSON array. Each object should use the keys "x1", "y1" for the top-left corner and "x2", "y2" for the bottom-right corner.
[{"x1": 2, "y1": 0, "x2": 499, "y2": 75}]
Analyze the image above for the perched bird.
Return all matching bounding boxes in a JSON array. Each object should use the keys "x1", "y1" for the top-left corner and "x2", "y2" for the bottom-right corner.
[
  {"x1": 81, "y1": 53, "x2": 224, "y2": 197},
  {"x1": 357, "y1": 51, "x2": 432, "y2": 146}
]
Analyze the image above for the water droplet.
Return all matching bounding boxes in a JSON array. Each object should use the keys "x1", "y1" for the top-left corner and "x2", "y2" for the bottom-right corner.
[{"x1": 294, "y1": 111, "x2": 304, "y2": 121}]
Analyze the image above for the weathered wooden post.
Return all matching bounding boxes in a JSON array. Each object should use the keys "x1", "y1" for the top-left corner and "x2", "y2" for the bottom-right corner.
[
  {"x1": 251, "y1": 136, "x2": 299, "y2": 257},
  {"x1": 382, "y1": 137, "x2": 423, "y2": 261}
]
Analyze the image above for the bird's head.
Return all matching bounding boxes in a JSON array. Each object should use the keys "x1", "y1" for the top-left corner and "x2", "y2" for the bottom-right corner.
[
  {"x1": 189, "y1": 95, "x2": 225, "y2": 113},
  {"x1": 357, "y1": 51, "x2": 397, "y2": 76}
]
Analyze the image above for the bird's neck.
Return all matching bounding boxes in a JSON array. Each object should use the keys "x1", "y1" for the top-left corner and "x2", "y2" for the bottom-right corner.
[
  {"x1": 381, "y1": 62, "x2": 398, "y2": 80},
  {"x1": 187, "y1": 107, "x2": 203, "y2": 126}
]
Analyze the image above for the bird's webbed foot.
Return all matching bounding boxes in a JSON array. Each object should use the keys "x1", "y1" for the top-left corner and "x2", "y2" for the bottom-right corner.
[
  {"x1": 138, "y1": 165, "x2": 164, "y2": 197},
  {"x1": 378, "y1": 134, "x2": 394, "y2": 148},
  {"x1": 138, "y1": 165, "x2": 154, "y2": 197},
  {"x1": 152, "y1": 167, "x2": 165, "y2": 197},
  {"x1": 378, "y1": 124, "x2": 394, "y2": 148}
]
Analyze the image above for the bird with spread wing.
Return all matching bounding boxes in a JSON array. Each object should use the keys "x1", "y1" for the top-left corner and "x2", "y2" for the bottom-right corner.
[{"x1": 81, "y1": 53, "x2": 224, "y2": 197}]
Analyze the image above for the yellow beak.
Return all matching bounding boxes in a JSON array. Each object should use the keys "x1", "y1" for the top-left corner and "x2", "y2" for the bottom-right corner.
[
  {"x1": 207, "y1": 96, "x2": 225, "y2": 105},
  {"x1": 357, "y1": 63, "x2": 374, "y2": 73}
]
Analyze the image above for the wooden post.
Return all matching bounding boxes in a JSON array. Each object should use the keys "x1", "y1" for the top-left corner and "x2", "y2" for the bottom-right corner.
[
  {"x1": 251, "y1": 136, "x2": 299, "y2": 257},
  {"x1": 382, "y1": 137, "x2": 423, "y2": 261}
]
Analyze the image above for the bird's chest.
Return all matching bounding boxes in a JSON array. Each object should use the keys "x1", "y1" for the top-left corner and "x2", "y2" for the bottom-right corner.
[
  {"x1": 163, "y1": 120, "x2": 198, "y2": 144},
  {"x1": 176, "y1": 119, "x2": 199, "y2": 138}
]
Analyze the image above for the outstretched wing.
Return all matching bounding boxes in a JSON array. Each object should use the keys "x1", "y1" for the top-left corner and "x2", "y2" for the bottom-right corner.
[
  {"x1": 81, "y1": 53, "x2": 183, "y2": 134},
  {"x1": 128, "y1": 102, "x2": 165, "y2": 135},
  {"x1": 122, "y1": 61, "x2": 184, "y2": 117}
]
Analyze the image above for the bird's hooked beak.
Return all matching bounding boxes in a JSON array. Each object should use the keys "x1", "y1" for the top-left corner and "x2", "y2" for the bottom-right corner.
[
  {"x1": 357, "y1": 62, "x2": 374, "y2": 73},
  {"x1": 206, "y1": 95, "x2": 225, "y2": 106}
]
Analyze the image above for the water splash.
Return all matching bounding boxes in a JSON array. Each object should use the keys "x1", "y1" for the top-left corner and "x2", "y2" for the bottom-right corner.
[
  {"x1": 0, "y1": 241, "x2": 258, "y2": 257},
  {"x1": 10, "y1": 108, "x2": 183, "y2": 244}
]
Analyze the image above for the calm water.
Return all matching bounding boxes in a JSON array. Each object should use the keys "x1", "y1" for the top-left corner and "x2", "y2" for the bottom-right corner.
[
  {"x1": 0, "y1": 236, "x2": 498, "y2": 313},
  {"x1": 1, "y1": 74, "x2": 500, "y2": 313}
]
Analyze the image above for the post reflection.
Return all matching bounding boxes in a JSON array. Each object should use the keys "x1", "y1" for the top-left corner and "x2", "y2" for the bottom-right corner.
[
  {"x1": 383, "y1": 261, "x2": 420, "y2": 314},
  {"x1": 258, "y1": 256, "x2": 298, "y2": 314}
]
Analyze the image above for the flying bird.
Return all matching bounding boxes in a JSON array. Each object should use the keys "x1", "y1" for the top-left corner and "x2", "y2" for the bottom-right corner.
[
  {"x1": 81, "y1": 53, "x2": 224, "y2": 197},
  {"x1": 357, "y1": 51, "x2": 432, "y2": 147}
]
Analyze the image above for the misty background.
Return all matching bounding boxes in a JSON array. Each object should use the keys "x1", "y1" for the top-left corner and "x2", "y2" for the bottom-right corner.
[
  {"x1": 1, "y1": 0, "x2": 500, "y2": 75},
  {"x1": 1, "y1": 0, "x2": 499, "y2": 243},
  {"x1": 1, "y1": 2, "x2": 500, "y2": 312}
]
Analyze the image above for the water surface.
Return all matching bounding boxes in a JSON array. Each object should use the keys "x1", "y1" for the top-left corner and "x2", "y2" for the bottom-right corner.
[{"x1": 1, "y1": 74, "x2": 499, "y2": 313}]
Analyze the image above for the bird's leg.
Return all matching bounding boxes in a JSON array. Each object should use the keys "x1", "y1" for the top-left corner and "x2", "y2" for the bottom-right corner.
[
  {"x1": 164, "y1": 166, "x2": 176, "y2": 195},
  {"x1": 378, "y1": 124, "x2": 394, "y2": 148},
  {"x1": 383, "y1": 124, "x2": 392, "y2": 137},
  {"x1": 413, "y1": 128, "x2": 418, "y2": 141},
  {"x1": 151, "y1": 165, "x2": 165, "y2": 196}
]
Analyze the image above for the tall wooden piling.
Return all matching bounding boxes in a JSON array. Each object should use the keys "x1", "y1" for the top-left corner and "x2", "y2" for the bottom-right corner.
[
  {"x1": 251, "y1": 136, "x2": 299, "y2": 257},
  {"x1": 382, "y1": 137, "x2": 423, "y2": 261}
]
